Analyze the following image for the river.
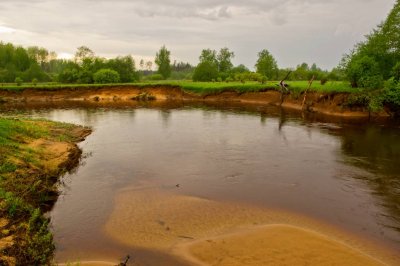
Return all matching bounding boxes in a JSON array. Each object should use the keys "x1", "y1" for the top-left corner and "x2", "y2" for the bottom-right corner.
[{"x1": 1, "y1": 101, "x2": 399, "y2": 265}]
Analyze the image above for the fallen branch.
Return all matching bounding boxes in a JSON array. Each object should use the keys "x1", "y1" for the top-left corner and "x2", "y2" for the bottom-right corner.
[
  {"x1": 301, "y1": 75, "x2": 315, "y2": 110},
  {"x1": 118, "y1": 255, "x2": 131, "y2": 266}
]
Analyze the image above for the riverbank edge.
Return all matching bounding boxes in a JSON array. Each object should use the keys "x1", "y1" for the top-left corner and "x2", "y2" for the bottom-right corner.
[
  {"x1": 0, "y1": 118, "x2": 91, "y2": 265},
  {"x1": 0, "y1": 85, "x2": 393, "y2": 118}
]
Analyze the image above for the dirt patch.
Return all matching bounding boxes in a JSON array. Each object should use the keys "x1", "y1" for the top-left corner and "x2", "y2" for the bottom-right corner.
[
  {"x1": 104, "y1": 188, "x2": 399, "y2": 266},
  {"x1": 0, "y1": 86, "x2": 390, "y2": 118}
]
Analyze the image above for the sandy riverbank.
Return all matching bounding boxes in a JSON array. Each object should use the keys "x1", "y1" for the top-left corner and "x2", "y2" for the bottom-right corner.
[{"x1": 103, "y1": 187, "x2": 399, "y2": 266}]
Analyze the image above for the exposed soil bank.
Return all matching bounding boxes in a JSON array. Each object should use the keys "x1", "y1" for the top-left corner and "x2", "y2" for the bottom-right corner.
[
  {"x1": 0, "y1": 86, "x2": 391, "y2": 118},
  {"x1": 0, "y1": 119, "x2": 91, "y2": 265},
  {"x1": 104, "y1": 188, "x2": 399, "y2": 266}
]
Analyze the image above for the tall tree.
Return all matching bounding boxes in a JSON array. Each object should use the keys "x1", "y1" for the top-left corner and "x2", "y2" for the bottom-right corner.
[
  {"x1": 155, "y1": 45, "x2": 171, "y2": 79},
  {"x1": 27, "y1": 46, "x2": 50, "y2": 66},
  {"x1": 217, "y1": 47, "x2": 234, "y2": 73},
  {"x1": 343, "y1": 0, "x2": 400, "y2": 85},
  {"x1": 199, "y1": 49, "x2": 217, "y2": 65},
  {"x1": 146, "y1": 61, "x2": 153, "y2": 71},
  {"x1": 139, "y1": 59, "x2": 145, "y2": 70},
  {"x1": 13, "y1": 47, "x2": 31, "y2": 71},
  {"x1": 107, "y1": 56, "x2": 138, "y2": 82},
  {"x1": 255, "y1": 49, "x2": 278, "y2": 80},
  {"x1": 74, "y1": 46, "x2": 95, "y2": 64}
]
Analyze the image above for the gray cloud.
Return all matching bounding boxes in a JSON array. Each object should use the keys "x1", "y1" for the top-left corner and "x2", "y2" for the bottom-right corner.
[{"x1": 0, "y1": 0, "x2": 396, "y2": 69}]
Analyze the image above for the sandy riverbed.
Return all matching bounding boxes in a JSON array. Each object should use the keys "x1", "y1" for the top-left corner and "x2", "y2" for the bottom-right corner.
[{"x1": 103, "y1": 187, "x2": 398, "y2": 265}]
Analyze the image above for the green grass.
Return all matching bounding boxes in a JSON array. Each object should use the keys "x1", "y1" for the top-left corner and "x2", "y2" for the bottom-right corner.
[
  {"x1": 0, "y1": 117, "x2": 88, "y2": 265},
  {"x1": 0, "y1": 80, "x2": 357, "y2": 94}
]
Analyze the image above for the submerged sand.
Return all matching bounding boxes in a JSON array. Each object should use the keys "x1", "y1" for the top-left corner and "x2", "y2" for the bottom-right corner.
[
  {"x1": 182, "y1": 225, "x2": 381, "y2": 266},
  {"x1": 104, "y1": 187, "x2": 398, "y2": 265}
]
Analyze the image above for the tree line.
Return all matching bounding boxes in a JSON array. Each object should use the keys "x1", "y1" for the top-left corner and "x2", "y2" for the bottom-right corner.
[{"x1": 0, "y1": 43, "x2": 339, "y2": 85}]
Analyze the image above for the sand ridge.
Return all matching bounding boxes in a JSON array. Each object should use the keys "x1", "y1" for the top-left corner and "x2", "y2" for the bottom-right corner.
[
  {"x1": 104, "y1": 187, "x2": 399, "y2": 265},
  {"x1": 177, "y1": 224, "x2": 385, "y2": 266}
]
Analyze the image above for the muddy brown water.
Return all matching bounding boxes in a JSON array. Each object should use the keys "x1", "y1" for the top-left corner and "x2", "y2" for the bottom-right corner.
[{"x1": 1, "y1": 101, "x2": 400, "y2": 265}]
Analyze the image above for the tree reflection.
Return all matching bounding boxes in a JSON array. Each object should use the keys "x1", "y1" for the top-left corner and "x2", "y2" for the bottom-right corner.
[{"x1": 338, "y1": 125, "x2": 400, "y2": 231}]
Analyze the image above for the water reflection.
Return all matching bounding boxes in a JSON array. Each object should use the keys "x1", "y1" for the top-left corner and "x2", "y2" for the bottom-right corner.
[{"x1": 333, "y1": 126, "x2": 400, "y2": 233}]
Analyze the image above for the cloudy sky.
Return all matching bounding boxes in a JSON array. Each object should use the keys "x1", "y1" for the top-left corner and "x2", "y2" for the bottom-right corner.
[{"x1": 0, "y1": 0, "x2": 396, "y2": 70}]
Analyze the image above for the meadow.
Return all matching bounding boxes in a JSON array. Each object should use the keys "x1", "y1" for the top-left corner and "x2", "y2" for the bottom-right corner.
[{"x1": 0, "y1": 80, "x2": 356, "y2": 94}]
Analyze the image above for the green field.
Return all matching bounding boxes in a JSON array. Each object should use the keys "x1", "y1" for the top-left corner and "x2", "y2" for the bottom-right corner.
[{"x1": 0, "y1": 80, "x2": 356, "y2": 94}]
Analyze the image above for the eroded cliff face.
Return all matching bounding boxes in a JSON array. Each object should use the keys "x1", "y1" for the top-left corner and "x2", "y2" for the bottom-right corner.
[{"x1": 0, "y1": 86, "x2": 391, "y2": 118}]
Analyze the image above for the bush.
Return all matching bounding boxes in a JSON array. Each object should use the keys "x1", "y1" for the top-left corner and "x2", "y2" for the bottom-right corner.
[
  {"x1": 93, "y1": 69, "x2": 120, "y2": 84},
  {"x1": 147, "y1": 74, "x2": 164, "y2": 81},
  {"x1": 344, "y1": 91, "x2": 384, "y2": 112},
  {"x1": 15, "y1": 77, "x2": 23, "y2": 86},
  {"x1": 193, "y1": 61, "x2": 218, "y2": 82},
  {"x1": 26, "y1": 209, "x2": 54, "y2": 265},
  {"x1": 320, "y1": 77, "x2": 328, "y2": 85},
  {"x1": 77, "y1": 70, "x2": 93, "y2": 84},
  {"x1": 358, "y1": 75, "x2": 384, "y2": 89},
  {"x1": 32, "y1": 78, "x2": 38, "y2": 86},
  {"x1": 392, "y1": 62, "x2": 400, "y2": 82},
  {"x1": 58, "y1": 68, "x2": 79, "y2": 83},
  {"x1": 384, "y1": 78, "x2": 400, "y2": 108},
  {"x1": 257, "y1": 74, "x2": 267, "y2": 84},
  {"x1": 346, "y1": 56, "x2": 384, "y2": 89}
]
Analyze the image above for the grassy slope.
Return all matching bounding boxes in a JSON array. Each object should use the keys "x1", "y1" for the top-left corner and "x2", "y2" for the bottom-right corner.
[
  {"x1": 0, "y1": 117, "x2": 88, "y2": 265},
  {"x1": 0, "y1": 80, "x2": 357, "y2": 94}
]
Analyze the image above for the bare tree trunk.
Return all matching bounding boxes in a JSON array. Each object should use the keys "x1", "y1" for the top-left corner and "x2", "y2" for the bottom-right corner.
[
  {"x1": 279, "y1": 71, "x2": 291, "y2": 105},
  {"x1": 301, "y1": 75, "x2": 315, "y2": 111}
]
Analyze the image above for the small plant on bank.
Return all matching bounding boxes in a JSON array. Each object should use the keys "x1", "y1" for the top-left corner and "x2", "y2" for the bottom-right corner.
[
  {"x1": 147, "y1": 74, "x2": 164, "y2": 81},
  {"x1": 15, "y1": 77, "x2": 23, "y2": 86},
  {"x1": 32, "y1": 78, "x2": 38, "y2": 86}
]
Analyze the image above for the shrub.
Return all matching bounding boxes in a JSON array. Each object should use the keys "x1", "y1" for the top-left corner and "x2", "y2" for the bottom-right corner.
[
  {"x1": 147, "y1": 74, "x2": 164, "y2": 81},
  {"x1": 58, "y1": 68, "x2": 79, "y2": 83},
  {"x1": 384, "y1": 78, "x2": 400, "y2": 109},
  {"x1": 32, "y1": 78, "x2": 38, "y2": 86},
  {"x1": 257, "y1": 74, "x2": 267, "y2": 84},
  {"x1": 392, "y1": 62, "x2": 400, "y2": 82},
  {"x1": 358, "y1": 75, "x2": 384, "y2": 89},
  {"x1": 93, "y1": 69, "x2": 120, "y2": 84},
  {"x1": 26, "y1": 209, "x2": 54, "y2": 265},
  {"x1": 346, "y1": 56, "x2": 384, "y2": 89},
  {"x1": 344, "y1": 92, "x2": 384, "y2": 112},
  {"x1": 15, "y1": 77, "x2": 23, "y2": 86},
  {"x1": 193, "y1": 61, "x2": 218, "y2": 82},
  {"x1": 320, "y1": 76, "x2": 328, "y2": 85}
]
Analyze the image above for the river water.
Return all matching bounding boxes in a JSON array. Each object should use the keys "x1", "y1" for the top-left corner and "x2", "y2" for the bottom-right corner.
[{"x1": 1, "y1": 101, "x2": 399, "y2": 265}]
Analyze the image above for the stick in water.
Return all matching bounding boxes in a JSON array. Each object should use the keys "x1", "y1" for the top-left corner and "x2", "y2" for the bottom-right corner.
[
  {"x1": 301, "y1": 75, "x2": 315, "y2": 110},
  {"x1": 118, "y1": 255, "x2": 130, "y2": 266}
]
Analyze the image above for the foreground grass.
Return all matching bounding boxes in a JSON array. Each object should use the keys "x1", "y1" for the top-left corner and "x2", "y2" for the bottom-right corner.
[
  {"x1": 0, "y1": 80, "x2": 356, "y2": 94},
  {"x1": 0, "y1": 117, "x2": 89, "y2": 265}
]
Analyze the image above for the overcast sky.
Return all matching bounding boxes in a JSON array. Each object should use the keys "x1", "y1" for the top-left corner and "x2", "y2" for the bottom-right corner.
[{"x1": 0, "y1": 0, "x2": 396, "y2": 70}]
